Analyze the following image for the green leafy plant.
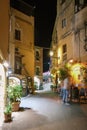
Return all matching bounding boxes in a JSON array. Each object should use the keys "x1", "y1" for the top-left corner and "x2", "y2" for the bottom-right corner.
[
  {"x1": 50, "y1": 85, "x2": 56, "y2": 89},
  {"x1": 58, "y1": 67, "x2": 69, "y2": 81},
  {"x1": 4, "y1": 103, "x2": 12, "y2": 114},
  {"x1": 50, "y1": 84, "x2": 57, "y2": 92},
  {"x1": 34, "y1": 82, "x2": 38, "y2": 90},
  {"x1": 4, "y1": 102, "x2": 12, "y2": 122},
  {"x1": 7, "y1": 85, "x2": 22, "y2": 102}
]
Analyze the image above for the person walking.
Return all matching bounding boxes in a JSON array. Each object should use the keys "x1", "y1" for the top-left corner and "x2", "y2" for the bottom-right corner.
[{"x1": 62, "y1": 76, "x2": 70, "y2": 105}]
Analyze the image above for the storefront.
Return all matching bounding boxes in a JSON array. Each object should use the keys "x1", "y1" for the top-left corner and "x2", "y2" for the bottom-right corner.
[
  {"x1": 70, "y1": 62, "x2": 87, "y2": 88},
  {"x1": 51, "y1": 61, "x2": 87, "y2": 90},
  {"x1": 8, "y1": 74, "x2": 33, "y2": 96}
]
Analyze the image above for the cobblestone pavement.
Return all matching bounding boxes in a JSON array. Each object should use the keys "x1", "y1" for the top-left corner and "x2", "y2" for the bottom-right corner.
[{"x1": 1, "y1": 93, "x2": 87, "y2": 130}]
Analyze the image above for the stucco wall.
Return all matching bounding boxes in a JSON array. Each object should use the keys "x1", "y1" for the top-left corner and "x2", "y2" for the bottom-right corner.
[
  {"x1": 0, "y1": 0, "x2": 9, "y2": 60},
  {"x1": 10, "y1": 8, "x2": 35, "y2": 78}
]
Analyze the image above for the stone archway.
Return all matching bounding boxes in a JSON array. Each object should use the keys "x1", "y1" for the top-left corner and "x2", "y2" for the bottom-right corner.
[{"x1": 0, "y1": 63, "x2": 6, "y2": 126}]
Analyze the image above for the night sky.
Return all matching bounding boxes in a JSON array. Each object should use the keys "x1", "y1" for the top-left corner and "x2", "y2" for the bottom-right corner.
[
  {"x1": 23, "y1": 0, "x2": 57, "y2": 46},
  {"x1": 21, "y1": 0, "x2": 57, "y2": 72},
  {"x1": 24, "y1": 0, "x2": 57, "y2": 72}
]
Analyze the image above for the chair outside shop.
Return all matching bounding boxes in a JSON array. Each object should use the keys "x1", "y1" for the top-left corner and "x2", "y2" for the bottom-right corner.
[
  {"x1": 71, "y1": 87, "x2": 79, "y2": 102},
  {"x1": 79, "y1": 88, "x2": 87, "y2": 103}
]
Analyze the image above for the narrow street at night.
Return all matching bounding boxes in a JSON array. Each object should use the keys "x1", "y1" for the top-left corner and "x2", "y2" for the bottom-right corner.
[{"x1": 0, "y1": 0, "x2": 87, "y2": 130}]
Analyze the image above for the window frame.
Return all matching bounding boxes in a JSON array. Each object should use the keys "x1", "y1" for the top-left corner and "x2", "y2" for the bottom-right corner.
[
  {"x1": 62, "y1": 18, "x2": 66, "y2": 28},
  {"x1": 62, "y1": 44, "x2": 67, "y2": 54},
  {"x1": 15, "y1": 29, "x2": 21, "y2": 41},
  {"x1": 35, "y1": 50, "x2": 40, "y2": 61},
  {"x1": 36, "y1": 66, "x2": 40, "y2": 76}
]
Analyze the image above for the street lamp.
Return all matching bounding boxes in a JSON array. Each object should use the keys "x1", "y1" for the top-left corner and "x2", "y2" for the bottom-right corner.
[{"x1": 49, "y1": 50, "x2": 54, "y2": 57}]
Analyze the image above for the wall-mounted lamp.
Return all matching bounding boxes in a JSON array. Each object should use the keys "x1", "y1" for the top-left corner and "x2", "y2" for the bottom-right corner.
[
  {"x1": 69, "y1": 59, "x2": 74, "y2": 64},
  {"x1": 3, "y1": 61, "x2": 9, "y2": 68},
  {"x1": 49, "y1": 50, "x2": 60, "y2": 59},
  {"x1": 49, "y1": 50, "x2": 54, "y2": 57}
]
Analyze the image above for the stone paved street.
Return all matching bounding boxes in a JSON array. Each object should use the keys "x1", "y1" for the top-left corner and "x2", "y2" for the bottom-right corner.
[{"x1": 1, "y1": 92, "x2": 87, "y2": 130}]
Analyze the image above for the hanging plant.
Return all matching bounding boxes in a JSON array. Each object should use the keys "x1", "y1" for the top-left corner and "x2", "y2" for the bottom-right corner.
[
  {"x1": 58, "y1": 67, "x2": 69, "y2": 81},
  {"x1": 51, "y1": 67, "x2": 57, "y2": 75},
  {"x1": 81, "y1": 66, "x2": 87, "y2": 85}
]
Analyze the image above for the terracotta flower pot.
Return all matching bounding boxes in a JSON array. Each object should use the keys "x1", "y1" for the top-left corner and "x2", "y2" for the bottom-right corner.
[
  {"x1": 4, "y1": 113, "x2": 12, "y2": 122},
  {"x1": 12, "y1": 102, "x2": 20, "y2": 112}
]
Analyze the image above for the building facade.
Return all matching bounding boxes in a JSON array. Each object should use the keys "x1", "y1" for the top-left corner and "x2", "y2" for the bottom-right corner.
[
  {"x1": 0, "y1": 0, "x2": 10, "y2": 125},
  {"x1": 51, "y1": 0, "x2": 87, "y2": 86},
  {"x1": 9, "y1": 7, "x2": 34, "y2": 76},
  {"x1": 9, "y1": 1, "x2": 35, "y2": 93},
  {"x1": 34, "y1": 46, "x2": 43, "y2": 89}
]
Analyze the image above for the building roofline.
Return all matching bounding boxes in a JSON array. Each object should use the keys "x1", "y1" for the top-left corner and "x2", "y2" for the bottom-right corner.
[{"x1": 10, "y1": 0, "x2": 35, "y2": 16}]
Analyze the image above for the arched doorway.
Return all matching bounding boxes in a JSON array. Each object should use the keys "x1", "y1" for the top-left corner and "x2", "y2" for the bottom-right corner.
[{"x1": 0, "y1": 63, "x2": 6, "y2": 126}]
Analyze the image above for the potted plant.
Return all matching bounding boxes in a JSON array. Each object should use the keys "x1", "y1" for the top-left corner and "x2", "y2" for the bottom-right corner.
[
  {"x1": 50, "y1": 84, "x2": 57, "y2": 92},
  {"x1": 7, "y1": 85, "x2": 22, "y2": 112},
  {"x1": 4, "y1": 103, "x2": 12, "y2": 122}
]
